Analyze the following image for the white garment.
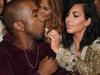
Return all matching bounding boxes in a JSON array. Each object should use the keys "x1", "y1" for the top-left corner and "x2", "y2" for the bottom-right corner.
[
  {"x1": 0, "y1": 20, "x2": 5, "y2": 42},
  {"x1": 7, "y1": 0, "x2": 12, "y2": 3}
]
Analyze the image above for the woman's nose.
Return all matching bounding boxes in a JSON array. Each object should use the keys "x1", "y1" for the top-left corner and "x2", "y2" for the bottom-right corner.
[
  {"x1": 66, "y1": 16, "x2": 72, "y2": 23},
  {"x1": 38, "y1": 8, "x2": 46, "y2": 18},
  {"x1": 38, "y1": 8, "x2": 44, "y2": 15},
  {"x1": 37, "y1": 12, "x2": 45, "y2": 22}
]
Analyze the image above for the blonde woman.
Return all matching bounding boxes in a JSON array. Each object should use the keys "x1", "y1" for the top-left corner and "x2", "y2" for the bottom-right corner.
[{"x1": 38, "y1": 0, "x2": 63, "y2": 40}]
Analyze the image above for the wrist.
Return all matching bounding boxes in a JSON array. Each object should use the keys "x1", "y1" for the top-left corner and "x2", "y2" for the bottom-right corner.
[{"x1": 56, "y1": 49, "x2": 78, "y2": 71}]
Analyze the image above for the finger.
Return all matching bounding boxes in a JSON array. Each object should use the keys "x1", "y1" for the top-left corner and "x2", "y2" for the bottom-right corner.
[
  {"x1": 50, "y1": 30, "x2": 58, "y2": 35},
  {"x1": 47, "y1": 30, "x2": 60, "y2": 39},
  {"x1": 46, "y1": 34, "x2": 54, "y2": 40}
]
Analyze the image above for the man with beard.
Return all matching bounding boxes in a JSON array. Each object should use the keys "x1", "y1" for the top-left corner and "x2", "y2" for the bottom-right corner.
[{"x1": 0, "y1": 0, "x2": 68, "y2": 75}]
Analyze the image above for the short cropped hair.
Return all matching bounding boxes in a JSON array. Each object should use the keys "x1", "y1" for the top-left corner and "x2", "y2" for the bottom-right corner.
[{"x1": 3, "y1": 0, "x2": 35, "y2": 34}]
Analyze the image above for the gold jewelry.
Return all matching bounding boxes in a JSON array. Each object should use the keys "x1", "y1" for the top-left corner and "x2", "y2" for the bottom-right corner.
[{"x1": 24, "y1": 44, "x2": 39, "y2": 69}]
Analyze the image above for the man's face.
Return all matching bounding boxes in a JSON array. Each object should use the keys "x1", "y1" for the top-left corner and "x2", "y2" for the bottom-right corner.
[{"x1": 19, "y1": 1, "x2": 45, "y2": 40}]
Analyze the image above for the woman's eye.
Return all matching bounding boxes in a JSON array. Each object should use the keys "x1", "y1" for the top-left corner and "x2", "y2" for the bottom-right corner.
[
  {"x1": 73, "y1": 14, "x2": 79, "y2": 17},
  {"x1": 73, "y1": 13, "x2": 80, "y2": 17},
  {"x1": 43, "y1": 7, "x2": 49, "y2": 10}
]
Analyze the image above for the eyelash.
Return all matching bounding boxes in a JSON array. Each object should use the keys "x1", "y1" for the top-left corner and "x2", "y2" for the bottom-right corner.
[
  {"x1": 43, "y1": 7, "x2": 49, "y2": 10},
  {"x1": 66, "y1": 13, "x2": 79, "y2": 18},
  {"x1": 33, "y1": 13, "x2": 38, "y2": 17},
  {"x1": 73, "y1": 14, "x2": 79, "y2": 17}
]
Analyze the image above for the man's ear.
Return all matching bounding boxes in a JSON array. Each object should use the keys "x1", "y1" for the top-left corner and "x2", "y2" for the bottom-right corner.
[
  {"x1": 85, "y1": 18, "x2": 91, "y2": 27},
  {"x1": 13, "y1": 21, "x2": 24, "y2": 32}
]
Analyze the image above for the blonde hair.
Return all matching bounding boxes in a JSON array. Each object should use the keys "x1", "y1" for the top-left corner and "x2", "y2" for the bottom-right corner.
[
  {"x1": 48, "y1": 0, "x2": 63, "y2": 33},
  {"x1": 37, "y1": 0, "x2": 63, "y2": 33}
]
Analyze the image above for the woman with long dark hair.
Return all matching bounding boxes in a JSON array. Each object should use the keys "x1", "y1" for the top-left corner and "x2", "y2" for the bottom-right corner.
[{"x1": 47, "y1": 0, "x2": 100, "y2": 75}]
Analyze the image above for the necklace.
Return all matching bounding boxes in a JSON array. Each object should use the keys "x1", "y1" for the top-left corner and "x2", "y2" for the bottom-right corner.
[{"x1": 24, "y1": 44, "x2": 39, "y2": 69}]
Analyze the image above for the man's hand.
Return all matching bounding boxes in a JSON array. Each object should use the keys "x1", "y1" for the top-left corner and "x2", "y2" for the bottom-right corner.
[{"x1": 38, "y1": 57, "x2": 58, "y2": 75}]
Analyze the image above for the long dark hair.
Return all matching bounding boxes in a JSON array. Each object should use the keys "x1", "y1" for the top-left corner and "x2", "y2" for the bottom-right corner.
[{"x1": 62, "y1": 0, "x2": 99, "y2": 51}]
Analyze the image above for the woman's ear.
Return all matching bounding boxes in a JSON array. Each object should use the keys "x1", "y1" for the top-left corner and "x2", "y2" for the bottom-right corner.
[
  {"x1": 13, "y1": 21, "x2": 24, "y2": 32},
  {"x1": 85, "y1": 18, "x2": 91, "y2": 27}
]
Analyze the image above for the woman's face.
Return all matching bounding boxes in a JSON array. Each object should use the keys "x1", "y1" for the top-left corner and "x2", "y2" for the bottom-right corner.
[
  {"x1": 65, "y1": 4, "x2": 90, "y2": 34},
  {"x1": 0, "y1": 0, "x2": 4, "y2": 14},
  {"x1": 39, "y1": 0, "x2": 52, "y2": 21}
]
